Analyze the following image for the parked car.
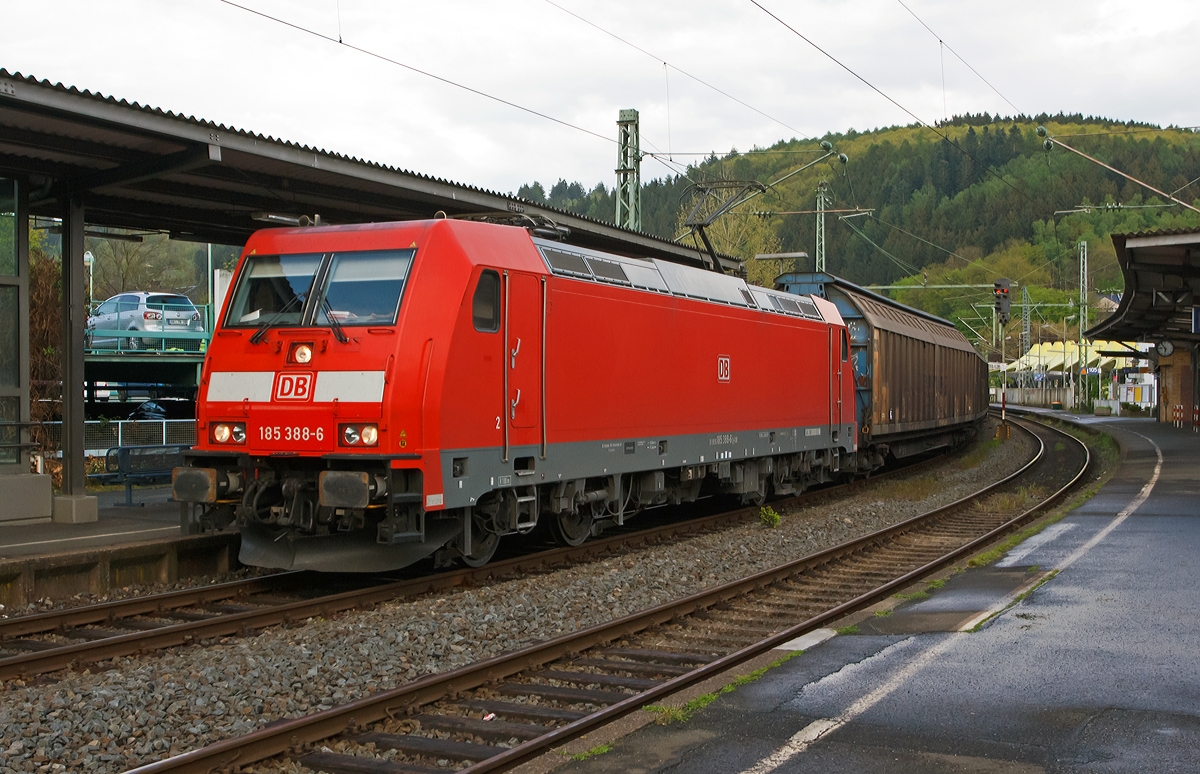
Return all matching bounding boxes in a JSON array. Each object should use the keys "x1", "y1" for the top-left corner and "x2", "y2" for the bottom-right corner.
[
  {"x1": 127, "y1": 400, "x2": 168, "y2": 421},
  {"x1": 87, "y1": 292, "x2": 204, "y2": 350}
]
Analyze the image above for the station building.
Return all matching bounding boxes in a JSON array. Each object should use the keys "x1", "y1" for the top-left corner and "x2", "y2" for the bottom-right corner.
[{"x1": 1087, "y1": 228, "x2": 1200, "y2": 423}]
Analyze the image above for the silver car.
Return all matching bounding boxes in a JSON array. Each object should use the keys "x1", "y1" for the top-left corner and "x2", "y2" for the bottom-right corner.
[{"x1": 87, "y1": 292, "x2": 205, "y2": 351}]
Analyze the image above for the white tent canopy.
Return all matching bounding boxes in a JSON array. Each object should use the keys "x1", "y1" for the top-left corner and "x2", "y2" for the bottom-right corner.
[{"x1": 1007, "y1": 341, "x2": 1147, "y2": 374}]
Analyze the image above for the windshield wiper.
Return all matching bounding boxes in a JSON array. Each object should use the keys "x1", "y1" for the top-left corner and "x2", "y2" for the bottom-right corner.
[
  {"x1": 322, "y1": 297, "x2": 350, "y2": 344},
  {"x1": 249, "y1": 294, "x2": 304, "y2": 344}
]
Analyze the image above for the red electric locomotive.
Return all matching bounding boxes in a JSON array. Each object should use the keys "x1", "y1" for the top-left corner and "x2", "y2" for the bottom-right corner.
[{"x1": 174, "y1": 218, "x2": 861, "y2": 571}]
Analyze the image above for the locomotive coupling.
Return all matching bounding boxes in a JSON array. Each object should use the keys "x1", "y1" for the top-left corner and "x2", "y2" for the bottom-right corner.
[
  {"x1": 319, "y1": 470, "x2": 389, "y2": 509},
  {"x1": 172, "y1": 467, "x2": 243, "y2": 503}
]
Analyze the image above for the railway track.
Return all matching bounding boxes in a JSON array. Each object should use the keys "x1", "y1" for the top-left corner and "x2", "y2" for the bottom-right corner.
[
  {"x1": 0, "y1": 438, "x2": 952, "y2": 681},
  {"x1": 124, "y1": 414, "x2": 1089, "y2": 774}
]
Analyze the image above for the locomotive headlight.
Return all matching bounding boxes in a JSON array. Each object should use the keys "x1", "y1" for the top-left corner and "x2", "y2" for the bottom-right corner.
[
  {"x1": 290, "y1": 343, "x2": 313, "y2": 364},
  {"x1": 338, "y1": 423, "x2": 379, "y2": 447},
  {"x1": 212, "y1": 422, "x2": 246, "y2": 445}
]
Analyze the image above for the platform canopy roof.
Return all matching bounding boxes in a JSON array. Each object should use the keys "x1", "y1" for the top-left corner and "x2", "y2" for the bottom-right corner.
[
  {"x1": 1006, "y1": 341, "x2": 1146, "y2": 373},
  {"x1": 0, "y1": 68, "x2": 735, "y2": 271},
  {"x1": 1086, "y1": 228, "x2": 1200, "y2": 343}
]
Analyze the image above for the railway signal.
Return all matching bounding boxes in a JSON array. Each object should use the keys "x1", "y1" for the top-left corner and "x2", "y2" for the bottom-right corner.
[{"x1": 994, "y1": 278, "x2": 1011, "y2": 324}]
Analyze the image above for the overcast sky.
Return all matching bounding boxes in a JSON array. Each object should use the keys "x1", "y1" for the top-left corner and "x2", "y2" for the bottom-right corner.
[{"x1": 4, "y1": 1, "x2": 1198, "y2": 194}]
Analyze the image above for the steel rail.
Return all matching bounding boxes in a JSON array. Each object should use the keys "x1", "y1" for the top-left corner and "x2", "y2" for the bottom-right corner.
[
  {"x1": 0, "y1": 438, "x2": 949, "y2": 679},
  {"x1": 463, "y1": 415, "x2": 1089, "y2": 772},
  {"x1": 0, "y1": 573, "x2": 299, "y2": 640},
  {"x1": 126, "y1": 416, "x2": 1085, "y2": 774}
]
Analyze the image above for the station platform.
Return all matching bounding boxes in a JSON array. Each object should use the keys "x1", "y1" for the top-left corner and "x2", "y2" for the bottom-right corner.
[
  {"x1": 0, "y1": 486, "x2": 182, "y2": 561},
  {"x1": 0, "y1": 487, "x2": 239, "y2": 608},
  {"x1": 555, "y1": 415, "x2": 1200, "y2": 773}
]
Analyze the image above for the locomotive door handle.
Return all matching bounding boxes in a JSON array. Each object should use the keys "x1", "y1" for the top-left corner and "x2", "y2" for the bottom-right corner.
[
  {"x1": 510, "y1": 338, "x2": 521, "y2": 368},
  {"x1": 511, "y1": 389, "x2": 521, "y2": 418}
]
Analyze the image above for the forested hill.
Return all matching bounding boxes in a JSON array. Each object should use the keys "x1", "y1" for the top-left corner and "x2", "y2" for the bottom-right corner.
[{"x1": 515, "y1": 115, "x2": 1200, "y2": 325}]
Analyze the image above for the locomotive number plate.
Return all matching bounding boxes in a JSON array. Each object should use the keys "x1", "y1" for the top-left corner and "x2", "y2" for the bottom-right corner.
[
  {"x1": 250, "y1": 406, "x2": 334, "y2": 452},
  {"x1": 253, "y1": 422, "x2": 332, "y2": 451}
]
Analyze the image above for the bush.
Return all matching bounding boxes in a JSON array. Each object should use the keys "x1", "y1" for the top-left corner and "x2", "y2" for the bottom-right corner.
[{"x1": 759, "y1": 505, "x2": 781, "y2": 528}]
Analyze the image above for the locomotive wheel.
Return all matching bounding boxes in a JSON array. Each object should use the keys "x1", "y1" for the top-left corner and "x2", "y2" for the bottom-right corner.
[
  {"x1": 461, "y1": 509, "x2": 500, "y2": 567},
  {"x1": 551, "y1": 508, "x2": 594, "y2": 547}
]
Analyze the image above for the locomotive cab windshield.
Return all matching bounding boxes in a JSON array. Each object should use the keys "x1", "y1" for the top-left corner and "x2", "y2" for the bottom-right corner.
[{"x1": 227, "y1": 248, "x2": 415, "y2": 329}]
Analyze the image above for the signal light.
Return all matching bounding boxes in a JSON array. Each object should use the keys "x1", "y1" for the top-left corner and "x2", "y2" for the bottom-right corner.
[{"x1": 993, "y1": 278, "x2": 1012, "y2": 325}]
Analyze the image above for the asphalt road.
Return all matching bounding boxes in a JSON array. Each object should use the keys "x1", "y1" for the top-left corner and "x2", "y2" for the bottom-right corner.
[{"x1": 558, "y1": 417, "x2": 1200, "y2": 774}]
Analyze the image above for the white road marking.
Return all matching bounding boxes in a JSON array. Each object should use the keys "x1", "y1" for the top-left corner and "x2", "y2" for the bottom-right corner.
[
  {"x1": 737, "y1": 431, "x2": 1164, "y2": 773},
  {"x1": 956, "y1": 571, "x2": 1055, "y2": 632},
  {"x1": 776, "y1": 628, "x2": 837, "y2": 651},
  {"x1": 0, "y1": 526, "x2": 178, "y2": 550},
  {"x1": 996, "y1": 522, "x2": 1077, "y2": 567},
  {"x1": 738, "y1": 635, "x2": 961, "y2": 774},
  {"x1": 1055, "y1": 431, "x2": 1161, "y2": 574}
]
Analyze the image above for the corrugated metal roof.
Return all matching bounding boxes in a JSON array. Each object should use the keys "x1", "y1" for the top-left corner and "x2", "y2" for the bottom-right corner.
[
  {"x1": 1112, "y1": 226, "x2": 1200, "y2": 239},
  {"x1": 0, "y1": 68, "x2": 561, "y2": 223},
  {"x1": 0, "y1": 67, "x2": 735, "y2": 269},
  {"x1": 1086, "y1": 229, "x2": 1200, "y2": 342}
]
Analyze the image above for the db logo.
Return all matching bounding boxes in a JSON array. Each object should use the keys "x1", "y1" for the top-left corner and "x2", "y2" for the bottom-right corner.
[
  {"x1": 273, "y1": 372, "x2": 314, "y2": 401},
  {"x1": 717, "y1": 356, "x2": 731, "y2": 383}
]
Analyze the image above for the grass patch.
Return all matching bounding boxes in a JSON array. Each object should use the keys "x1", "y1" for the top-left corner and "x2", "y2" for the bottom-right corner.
[
  {"x1": 955, "y1": 438, "x2": 1001, "y2": 470},
  {"x1": 570, "y1": 743, "x2": 613, "y2": 761},
  {"x1": 894, "y1": 575, "x2": 950, "y2": 602},
  {"x1": 759, "y1": 505, "x2": 781, "y2": 528},
  {"x1": 643, "y1": 651, "x2": 802, "y2": 725},
  {"x1": 969, "y1": 518, "x2": 1061, "y2": 567},
  {"x1": 969, "y1": 422, "x2": 1121, "y2": 568},
  {"x1": 873, "y1": 609, "x2": 893, "y2": 617},
  {"x1": 874, "y1": 475, "x2": 940, "y2": 502},
  {"x1": 834, "y1": 624, "x2": 860, "y2": 635},
  {"x1": 988, "y1": 485, "x2": 1049, "y2": 513}
]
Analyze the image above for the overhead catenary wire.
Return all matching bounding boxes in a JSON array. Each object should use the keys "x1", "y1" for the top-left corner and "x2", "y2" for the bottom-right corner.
[
  {"x1": 838, "y1": 215, "x2": 920, "y2": 275},
  {"x1": 894, "y1": 0, "x2": 1024, "y2": 116},
  {"x1": 1171, "y1": 172, "x2": 1200, "y2": 198},
  {"x1": 224, "y1": 1, "x2": 824, "y2": 193},
  {"x1": 543, "y1": 0, "x2": 812, "y2": 141},
  {"x1": 646, "y1": 149, "x2": 828, "y2": 157},
  {"x1": 1042, "y1": 129, "x2": 1200, "y2": 215},
  {"x1": 218, "y1": 0, "x2": 617, "y2": 146},
  {"x1": 748, "y1": 0, "x2": 1040, "y2": 211},
  {"x1": 664, "y1": 63, "x2": 673, "y2": 161}
]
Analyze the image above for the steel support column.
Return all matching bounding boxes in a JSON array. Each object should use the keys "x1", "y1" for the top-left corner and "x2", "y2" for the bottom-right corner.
[
  {"x1": 54, "y1": 193, "x2": 97, "y2": 522},
  {"x1": 615, "y1": 109, "x2": 641, "y2": 232},
  {"x1": 0, "y1": 176, "x2": 52, "y2": 524}
]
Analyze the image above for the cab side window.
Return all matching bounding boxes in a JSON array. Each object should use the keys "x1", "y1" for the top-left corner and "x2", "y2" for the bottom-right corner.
[
  {"x1": 841, "y1": 329, "x2": 849, "y2": 361},
  {"x1": 472, "y1": 270, "x2": 500, "y2": 332}
]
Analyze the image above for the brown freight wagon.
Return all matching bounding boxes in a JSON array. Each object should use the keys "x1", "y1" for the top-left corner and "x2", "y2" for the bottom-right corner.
[{"x1": 777, "y1": 272, "x2": 988, "y2": 467}]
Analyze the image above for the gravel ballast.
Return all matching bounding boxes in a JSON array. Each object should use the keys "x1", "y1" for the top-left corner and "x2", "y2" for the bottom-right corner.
[{"x1": 0, "y1": 423, "x2": 1033, "y2": 773}]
